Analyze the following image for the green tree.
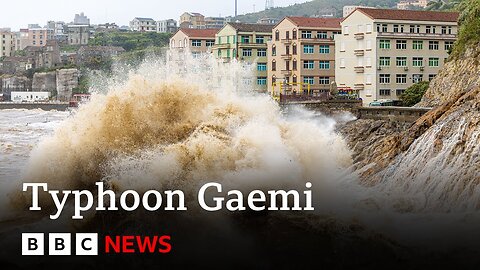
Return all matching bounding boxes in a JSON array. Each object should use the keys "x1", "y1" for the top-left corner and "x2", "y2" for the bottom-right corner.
[{"x1": 400, "y1": 81, "x2": 430, "y2": 106}]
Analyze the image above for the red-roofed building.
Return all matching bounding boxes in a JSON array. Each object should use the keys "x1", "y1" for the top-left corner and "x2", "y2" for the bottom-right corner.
[
  {"x1": 268, "y1": 17, "x2": 342, "y2": 96},
  {"x1": 336, "y1": 8, "x2": 459, "y2": 105},
  {"x1": 169, "y1": 28, "x2": 217, "y2": 56}
]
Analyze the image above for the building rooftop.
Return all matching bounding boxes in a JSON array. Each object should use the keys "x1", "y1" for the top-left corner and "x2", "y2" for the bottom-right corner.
[
  {"x1": 228, "y1": 23, "x2": 274, "y2": 33},
  {"x1": 354, "y1": 8, "x2": 459, "y2": 22},
  {"x1": 78, "y1": 46, "x2": 126, "y2": 53},
  {"x1": 178, "y1": 28, "x2": 218, "y2": 38},
  {"x1": 134, "y1": 17, "x2": 155, "y2": 21},
  {"x1": 285, "y1": 17, "x2": 342, "y2": 28}
]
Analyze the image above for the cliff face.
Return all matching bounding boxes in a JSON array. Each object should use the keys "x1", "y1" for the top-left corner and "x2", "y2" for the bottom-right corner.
[
  {"x1": 342, "y1": 45, "x2": 480, "y2": 210},
  {"x1": 56, "y1": 69, "x2": 79, "y2": 102},
  {"x1": 32, "y1": 72, "x2": 56, "y2": 92}
]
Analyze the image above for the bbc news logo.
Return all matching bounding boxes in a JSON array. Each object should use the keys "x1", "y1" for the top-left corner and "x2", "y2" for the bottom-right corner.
[{"x1": 22, "y1": 233, "x2": 172, "y2": 255}]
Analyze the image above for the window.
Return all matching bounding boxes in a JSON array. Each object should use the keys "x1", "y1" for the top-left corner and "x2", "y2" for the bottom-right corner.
[
  {"x1": 192, "y1": 52, "x2": 201, "y2": 58},
  {"x1": 191, "y1": 40, "x2": 201, "y2": 47},
  {"x1": 242, "y1": 49, "x2": 252, "y2": 57},
  {"x1": 217, "y1": 36, "x2": 222, "y2": 44},
  {"x1": 429, "y1": 41, "x2": 439, "y2": 50},
  {"x1": 445, "y1": 41, "x2": 454, "y2": 50},
  {"x1": 379, "y1": 74, "x2": 390, "y2": 84},
  {"x1": 303, "y1": 45, "x2": 314, "y2": 54},
  {"x1": 366, "y1": 24, "x2": 372, "y2": 33},
  {"x1": 441, "y1": 26, "x2": 447, "y2": 34},
  {"x1": 272, "y1": 76, "x2": 277, "y2": 83},
  {"x1": 293, "y1": 44, "x2": 297, "y2": 55},
  {"x1": 303, "y1": 76, "x2": 315, "y2": 84},
  {"x1": 293, "y1": 30, "x2": 297, "y2": 39},
  {"x1": 379, "y1": 39, "x2": 390, "y2": 49},
  {"x1": 319, "y1": 61, "x2": 330, "y2": 70},
  {"x1": 340, "y1": 58, "x2": 346, "y2": 68},
  {"x1": 396, "y1": 74, "x2": 407, "y2": 84},
  {"x1": 303, "y1": 60, "x2": 314, "y2": 69},
  {"x1": 396, "y1": 40, "x2": 407, "y2": 50},
  {"x1": 396, "y1": 57, "x2": 407, "y2": 67},
  {"x1": 396, "y1": 89, "x2": 405, "y2": 96},
  {"x1": 272, "y1": 61, "x2": 276, "y2": 71},
  {"x1": 206, "y1": 40, "x2": 215, "y2": 47},
  {"x1": 379, "y1": 89, "x2": 391, "y2": 96},
  {"x1": 429, "y1": 57, "x2": 439, "y2": 67},
  {"x1": 301, "y1": 31, "x2": 312, "y2": 39},
  {"x1": 275, "y1": 31, "x2": 279, "y2": 41},
  {"x1": 319, "y1": 77, "x2": 330, "y2": 85},
  {"x1": 448, "y1": 26, "x2": 453, "y2": 34},
  {"x1": 382, "y1": 24, "x2": 388, "y2": 32},
  {"x1": 366, "y1": 40, "x2": 372, "y2": 50},
  {"x1": 413, "y1": 57, "x2": 424, "y2": 67},
  {"x1": 257, "y1": 63, "x2": 267, "y2": 71},
  {"x1": 257, "y1": 77, "x2": 267, "y2": 85},
  {"x1": 256, "y1": 36, "x2": 265, "y2": 44},
  {"x1": 413, "y1": 40, "x2": 423, "y2": 50},
  {"x1": 319, "y1": 45, "x2": 330, "y2": 54},
  {"x1": 241, "y1": 36, "x2": 250, "y2": 43},
  {"x1": 292, "y1": 76, "x2": 297, "y2": 83},
  {"x1": 412, "y1": 74, "x2": 423, "y2": 83},
  {"x1": 317, "y1": 31, "x2": 327, "y2": 39},
  {"x1": 429, "y1": 74, "x2": 436, "y2": 81},
  {"x1": 272, "y1": 46, "x2": 276, "y2": 56},
  {"x1": 257, "y1": 49, "x2": 267, "y2": 57},
  {"x1": 366, "y1": 74, "x2": 373, "y2": 85},
  {"x1": 286, "y1": 31, "x2": 290, "y2": 40},
  {"x1": 393, "y1": 25, "x2": 399, "y2": 32},
  {"x1": 285, "y1": 60, "x2": 291, "y2": 71},
  {"x1": 379, "y1": 57, "x2": 391, "y2": 67},
  {"x1": 426, "y1": 26, "x2": 432, "y2": 34},
  {"x1": 293, "y1": 60, "x2": 297, "y2": 70},
  {"x1": 343, "y1": 26, "x2": 349, "y2": 35},
  {"x1": 340, "y1": 42, "x2": 346, "y2": 52}
]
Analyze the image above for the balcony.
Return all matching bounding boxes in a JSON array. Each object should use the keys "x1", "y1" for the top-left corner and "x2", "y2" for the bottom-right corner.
[
  {"x1": 281, "y1": 39, "x2": 293, "y2": 44},
  {"x1": 354, "y1": 66, "x2": 365, "y2": 73},
  {"x1": 354, "y1": 49, "x2": 365, "y2": 56},
  {"x1": 281, "y1": 69, "x2": 292, "y2": 76},
  {"x1": 354, "y1": 83, "x2": 365, "y2": 90},
  {"x1": 215, "y1": 43, "x2": 231, "y2": 49},
  {"x1": 354, "y1": 33, "x2": 365, "y2": 40},
  {"x1": 377, "y1": 32, "x2": 457, "y2": 40},
  {"x1": 239, "y1": 42, "x2": 267, "y2": 48},
  {"x1": 281, "y1": 54, "x2": 292, "y2": 59}
]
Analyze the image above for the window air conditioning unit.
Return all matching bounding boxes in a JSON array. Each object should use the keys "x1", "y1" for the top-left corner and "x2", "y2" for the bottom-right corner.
[
  {"x1": 404, "y1": 67, "x2": 409, "y2": 71},
  {"x1": 377, "y1": 67, "x2": 382, "y2": 70},
  {"x1": 420, "y1": 66, "x2": 425, "y2": 71}
]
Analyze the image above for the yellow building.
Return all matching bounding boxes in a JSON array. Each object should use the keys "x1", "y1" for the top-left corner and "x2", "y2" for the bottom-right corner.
[
  {"x1": 267, "y1": 17, "x2": 342, "y2": 96},
  {"x1": 0, "y1": 30, "x2": 16, "y2": 57},
  {"x1": 213, "y1": 23, "x2": 274, "y2": 92},
  {"x1": 335, "y1": 8, "x2": 459, "y2": 105}
]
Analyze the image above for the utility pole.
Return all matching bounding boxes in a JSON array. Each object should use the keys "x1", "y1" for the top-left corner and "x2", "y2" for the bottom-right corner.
[{"x1": 235, "y1": 0, "x2": 238, "y2": 17}]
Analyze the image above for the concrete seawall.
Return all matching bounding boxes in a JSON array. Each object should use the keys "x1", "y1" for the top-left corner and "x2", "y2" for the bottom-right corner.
[
  {"x1": 356, "y1": 106, "x2": 431, "y2": 122},
  {"x1": 0, "y1": 102, "x2": 70, "y2": 111}
]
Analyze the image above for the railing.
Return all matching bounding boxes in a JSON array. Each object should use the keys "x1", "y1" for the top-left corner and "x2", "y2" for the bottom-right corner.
[{"x1": 377, "y1": 32, "x2": 456, "y2": 39}]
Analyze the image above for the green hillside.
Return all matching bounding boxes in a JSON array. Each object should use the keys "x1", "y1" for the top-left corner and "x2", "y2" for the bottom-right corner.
[{"x1": 234, "y1": 0, "x2": 399, "y2": 22}]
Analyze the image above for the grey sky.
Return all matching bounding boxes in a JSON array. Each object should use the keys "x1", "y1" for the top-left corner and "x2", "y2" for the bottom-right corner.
[{"x1": 2, "y1": 0, "x2": 307, "y2": 30}]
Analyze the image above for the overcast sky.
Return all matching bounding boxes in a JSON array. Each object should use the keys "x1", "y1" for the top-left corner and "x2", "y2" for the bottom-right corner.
[{"x1": 1, "y1": 0, "x2": 307, "y2": 30}]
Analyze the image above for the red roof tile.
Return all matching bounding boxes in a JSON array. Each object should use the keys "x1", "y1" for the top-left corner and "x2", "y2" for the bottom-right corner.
[
  {"x1": 356, "y1": 8, "x2": 459, "y2": 22},
  {"x1": 286, "y1": 17, "x2": 342, "y2": 29},
  {"x1": 180, "y1": 28, "x2": 218, "y2": 38}
]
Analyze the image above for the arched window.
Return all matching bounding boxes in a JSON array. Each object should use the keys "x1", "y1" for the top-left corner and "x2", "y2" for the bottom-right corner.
[{"x1": 272, "y1": 60, "x2": 276, "y2": 71}]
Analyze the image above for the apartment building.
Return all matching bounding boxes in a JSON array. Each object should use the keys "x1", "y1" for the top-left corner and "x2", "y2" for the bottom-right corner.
[
  {"x1": 169, "y1": 28, "x2": 217, "y2": 56},
  {"x1": 213, "y1": 23, "x2": 273, "y2": 92},
  {"x1": 66, "y1": 25, "x2": 90, "y2": 45},
  {"x1": 179, "y1": 13, "x2": 206, "y2": 29},
  {"x1": 397, "y1": 0, "x2": 430, "y2": 10},
  {"x1": 157, "y1": 19, "x2": 178, "y2": 33},
  {"x1": 27, "y1": 28, "x2": 54, "y2": 47},
  {"x1": 335, "y1": 8, "x2": 459, "y2": 105},
  {"x1": 129, "y1": 17, "x2": 157, "y2": 32},
  {"x1": 205, "y1": 17, "x2": 226, "y2": 29},
  {"x1": 267, "y1": 17, "x2": 342, "y2": 96},
  {"x1": 0, "y1": 30, "x2": 16, "y2": 57}
]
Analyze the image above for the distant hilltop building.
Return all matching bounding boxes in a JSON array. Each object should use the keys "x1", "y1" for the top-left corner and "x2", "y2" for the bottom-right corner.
[
  {"x1": 157, "y1": 19, "x2": 178, "y2": 33},
  {"x1": 205, "y1": 17, "x2": 226, "y2": 29},
  {"x1": 257, "y1": 18, "x2": 280, "y2": 25},
  {"x1": 0, "y1": 30, "x2": 16, "y2": 57},
  {"x1": 397, "y1": 0, "x2": 431, "y2": 10},
  {"x1": 130, "y1": 17, "x2": 157, "y2": 32},
  {"x1": 343, "y1": 5, "x2": 374, "y2": 17},
  {"x1": 74, "y1": 12, "x2": 90, "y2": 25},
  {"x1": 180, "y1": 12, "x2": 206, "y2": 29}
]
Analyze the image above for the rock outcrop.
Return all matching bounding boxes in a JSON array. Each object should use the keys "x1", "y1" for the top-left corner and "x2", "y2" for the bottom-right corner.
[
  {"x1": 56, "y1": 69, "x2": 79, "y2": 102},
  {"x1": 32, "y1": 72, "x2": 56, "y2": 92}
]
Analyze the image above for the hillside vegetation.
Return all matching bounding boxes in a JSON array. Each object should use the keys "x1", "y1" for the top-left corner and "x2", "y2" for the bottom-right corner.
[{"x1": 234, "y1": 0, "x2": 398, "y2": 22}]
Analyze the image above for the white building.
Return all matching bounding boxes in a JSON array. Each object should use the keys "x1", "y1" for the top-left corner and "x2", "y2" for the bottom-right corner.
[
  {"x1": 157, "y1": 19, "x2": 178, "y2": 33},
  {"x1": 343, "y1": 6, "x2": 374, "y2": 17},
  {"x1": 74, "y1": 12, "x2": 90, "y2": 25},
  {"x1": 335, "y1": 8, "x2": 459, "y2": 105},
  {"x1": 130, "y1": 17, "x2": 157, "y2": 32},
  {"x1": 11, "y1": 92, "x2": 50, "y2": 102}
]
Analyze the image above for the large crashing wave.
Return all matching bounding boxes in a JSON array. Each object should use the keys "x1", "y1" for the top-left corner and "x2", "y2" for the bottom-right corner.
[{"x1": 14, "y1": 53, "x2": 353, "y2": 206}]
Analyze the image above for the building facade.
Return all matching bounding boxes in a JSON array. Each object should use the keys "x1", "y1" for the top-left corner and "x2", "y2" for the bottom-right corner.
[
  {"x1": 0, "y1": 30, "x2": 16, "y2": 57},
  {"x1": 157, "y1": 19, "x2": 178, "y2": 33},
  {"x1": 169, "y1": 28, "x2": 217, "y2": 55},
  {"x1": 66, "y1": 25, "x2": 90, "y2": 45},
  {"x1": 213, "y1": 23, "x2": 274, "y2": 92},
  {"x1": 129, "y1": 17, "x2": 157, "y2": 32},
  {"x1": 179, "y1": 12, "x2": 206, "y2": 29},
  {"x1": 205, "y1": 17, "x2": 226, "y2": 29},
  {"x1": 335, "y1": 8, "x2": 459, "y2": 105},
  {"x1": 268, "y1": 17, "x2": 342, "y2": 96},
  {"x1": 27, "y1": 28, "x2": 54, "y2": 47},
  {"x1": 397, "y1": 0, "x2": 430, "y2": 10},
  {"x1": 74, "y1": 12, "x2": 90, "y2": 25}
]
